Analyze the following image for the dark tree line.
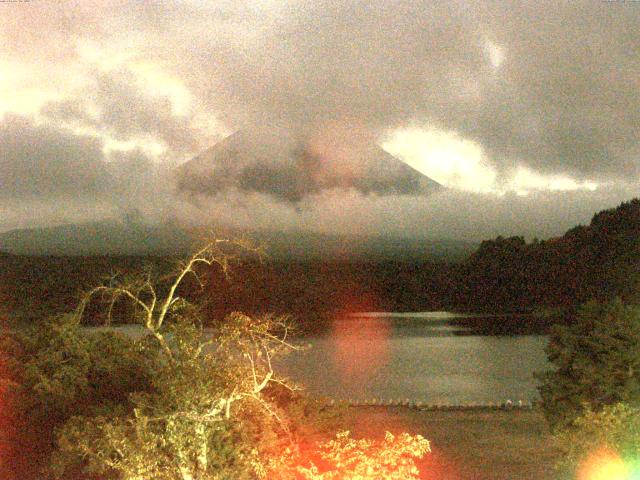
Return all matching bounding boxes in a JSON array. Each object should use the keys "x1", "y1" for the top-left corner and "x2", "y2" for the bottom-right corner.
[
  {"x1": 455, "y1": 198, "x2": 640, "y2": 314},
  {"x1": 3, "y1": 198, "x2": 640, "y2": 332}
]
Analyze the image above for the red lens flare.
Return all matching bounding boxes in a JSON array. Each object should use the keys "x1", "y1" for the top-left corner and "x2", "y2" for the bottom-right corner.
[
  {"x1": 329, "y1": 313, "x2": 391, "y2": 388},
  {"x1": 330, "y1": 315, "x2": 390, "y2": 378}
]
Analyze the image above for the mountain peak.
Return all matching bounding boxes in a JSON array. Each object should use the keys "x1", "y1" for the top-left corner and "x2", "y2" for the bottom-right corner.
[{"x1": 176, "y1": 129, "x2": 441, "y2": 202}]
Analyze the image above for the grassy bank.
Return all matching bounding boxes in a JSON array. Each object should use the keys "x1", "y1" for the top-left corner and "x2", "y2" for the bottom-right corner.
[{"x1": 343, "y1": 406, "x2": 560, "y2": 480}]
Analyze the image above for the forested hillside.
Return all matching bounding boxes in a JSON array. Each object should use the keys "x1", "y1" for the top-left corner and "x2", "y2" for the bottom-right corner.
[
  {"x1": 457, "y1": 198, "x2": 640, "y2": 312},
  {"x1": 3, "y1": 198, "x2": 640, "y2": 331},
  {"x1": 0, "y1": 253, "x2": 456, "y2": 331}
]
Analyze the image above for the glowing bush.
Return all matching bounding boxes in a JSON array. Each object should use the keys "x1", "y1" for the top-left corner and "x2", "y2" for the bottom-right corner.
[
  {"x1": 554, "y1": 402, "x2": 640, "y2": 479},
  {"x1": 274, "y1": 430, "x2": 430, "y2": 480}
]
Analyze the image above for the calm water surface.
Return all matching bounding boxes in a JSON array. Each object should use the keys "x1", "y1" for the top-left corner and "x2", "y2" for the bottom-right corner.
[
  {"x1": 279, "y1": 312, "x2": 550, "y2": 404},
  {"x1": 99, "y1": 312, "x2": 550, "y2": 404}
]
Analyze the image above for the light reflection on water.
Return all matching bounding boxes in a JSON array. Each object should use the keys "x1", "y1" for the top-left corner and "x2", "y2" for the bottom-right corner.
[
  {"x1": 280, "y1": 313, "x2": 550, "y2": 403},
  {"x1": 93, "y1": 312, "x2": 551, "y2": 403}
]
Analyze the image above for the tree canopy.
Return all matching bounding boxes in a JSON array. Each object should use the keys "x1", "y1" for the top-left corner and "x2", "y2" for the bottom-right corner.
[
  {"x1": 537, "y1": 298, "x2": 640, "y2": 431},
  {"x1": 1, "y1": 238, "x2": 430, "y2": 480}
]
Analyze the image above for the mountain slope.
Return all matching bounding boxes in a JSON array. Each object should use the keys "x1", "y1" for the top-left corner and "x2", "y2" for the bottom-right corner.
[
  {"x1": 176, "y1": 129, "x2": 441, "y2": 202},
  {"x1": 0, "y1": 221, "x2": 475, "y2": 261},
  {"x1": 0, "y1": 220, "x2": 192, "y2": 256},
  {"x1": 457, "y1": 198, "x2": 640, "y2": 312}
]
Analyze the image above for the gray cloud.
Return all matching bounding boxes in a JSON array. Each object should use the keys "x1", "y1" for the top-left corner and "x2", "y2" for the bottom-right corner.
[
  {"x1": 40, "y1": 99, "x2": 96, "y2": 125},
  {"x1": 106, "y1": 147, "x2": 176, "y2": 214},
  {"x1": 0, "y1": 114, "x2": 173, "y2": 231},
  {"x1": 165, "y1": 181, "x2": 640, "y2": 243},
  {"x1": 0, "y1": 114, "x2": 113, "y2": 199},
  {"x1": 94, "y1": 69, "x2": 200, "y2": 153},
  {"x1": 0, "y1": 111, "x2": 635, "y2": 245},
  {"x1": 40, "y1": 68, "x2": 201, "y2": 155},
  {"x1": 147, "y1": 0, "x2": 640, "y2": 181},
  {"x1": 2, "y1": 1, "x2": 640, "y2": 239},
  {"x1": 9, "y1": 1, "x2": 640, "y2": 180},
  {"x1": 0, "y1": 109, "x2": 154, "y2": 232}
]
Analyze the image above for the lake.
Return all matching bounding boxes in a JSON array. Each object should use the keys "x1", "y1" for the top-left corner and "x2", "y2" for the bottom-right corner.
[
  {"x1": 94, "y1": 312, "x2": 551, "y2": 405},
  {"x1": 279, "y1": 312, "x2": 550, "y2": 404}
]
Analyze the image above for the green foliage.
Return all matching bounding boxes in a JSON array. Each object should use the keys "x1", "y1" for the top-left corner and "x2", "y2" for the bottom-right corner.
[
  {"x1": 0, "y1": 314, "x2": 155, "y2": 479},
  {"x1": 48, "y1": 314, "x2": 351, "y2": 480},
  {"x1": 6, "y1": 314, "x2": 153, "y2": 417},
  {"x1": 537, "y1": 298, "x2": 640, "y2": 431},
  {"x1": 4, "y1": 240, "x2": 430, "y2": 479},
  {"x1": 454, "y1": 198, "x2": 640, "y2": 313},
  {"x1": 554, "y1": 402, "x2": 640, "y2": 478},
  {"x1": 49, "y1": 312, "x2": 309, "y2": 480}
]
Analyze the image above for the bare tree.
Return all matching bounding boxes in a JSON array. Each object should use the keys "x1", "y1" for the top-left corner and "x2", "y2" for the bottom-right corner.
[
  {"x1": 76, "y1": 239, "x2": 259, "y2": 349},
  {"x1": 61, "y1": 238, "x2": 303, "y2": 480}
]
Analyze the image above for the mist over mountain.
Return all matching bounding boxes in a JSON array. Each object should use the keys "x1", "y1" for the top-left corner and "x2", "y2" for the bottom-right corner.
[
  {"x1": 176, "y1": 128, "x2": 441, "y2": 203},
  {"x1": 3, "y1": 198, "x2": 640, "y2": 332},
  {"x1": 0, "y1": 219, "x2": 475, "y2": 262},
  {"x1": 1, "y1": 2, "x2": 639, "y2": 247},
  {"x1": 0, "y1": 129, "x2": 459, "y2": 259}
]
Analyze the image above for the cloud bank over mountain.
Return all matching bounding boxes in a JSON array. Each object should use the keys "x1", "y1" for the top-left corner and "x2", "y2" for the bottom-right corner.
[
  {"x1": 1, "y1": 1, "x2": 639, "y2": 240},
  {"x1": 175, "y1": 128, "x2": 441, "y2": 203}
]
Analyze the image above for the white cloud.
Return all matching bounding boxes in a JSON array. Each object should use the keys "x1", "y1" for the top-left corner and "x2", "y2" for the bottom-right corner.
[
  {"x1": 381, "y1": 127, "x2": 497, "y2": 192},
  {"x1": 482, "y1": 39, "x2": 505, "y2": 69},
  {"x1": 381, "y1": 126, "x2": 604, "y2": 196},
  {"x1": 128, "y1": 62, "x2": 194, "y2": 116},
  {"x1": 507, "y1": 167, "x2": 600, "y2": 196},
  {"x1": 0, "y1": 59, "x2": 68, "y2": 117}
]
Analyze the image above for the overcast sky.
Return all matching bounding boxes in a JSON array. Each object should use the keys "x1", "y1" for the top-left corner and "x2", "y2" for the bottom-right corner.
[{"x1": 1, "y1": 0, "x2": 639, "y2": 240}]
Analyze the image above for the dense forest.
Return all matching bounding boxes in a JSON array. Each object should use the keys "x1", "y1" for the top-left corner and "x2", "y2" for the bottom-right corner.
[
  {"x1": 2, "y1": 198, "x2": 640, "y2": 332},
  {"x1": 456, "y1": 198, "x2": 640, "y2": 312}
]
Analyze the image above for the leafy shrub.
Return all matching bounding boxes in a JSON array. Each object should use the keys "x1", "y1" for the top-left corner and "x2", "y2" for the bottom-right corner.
[
  {"x1": 0, "y1": 314, "x2": 155, "y2": 479},
  {"x1": 51, "y1": 314, "x2": 310, "y2": 480},
  {"x1": 537, "y1": 298, "x2": 640, "y2": 431}
]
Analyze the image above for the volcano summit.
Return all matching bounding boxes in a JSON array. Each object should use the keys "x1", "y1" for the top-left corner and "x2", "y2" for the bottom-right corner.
[{"x1": 176, "y1": 128, "x2": 441, "y2": 203}]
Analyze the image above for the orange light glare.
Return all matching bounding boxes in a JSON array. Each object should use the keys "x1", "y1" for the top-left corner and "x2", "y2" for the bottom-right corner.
[
  {"x1": 578, "y1": 447, "x2": 630, "y2": 480},
  {"x1": 330, "y1": 315, "x2": 391, "y2": 384}
]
